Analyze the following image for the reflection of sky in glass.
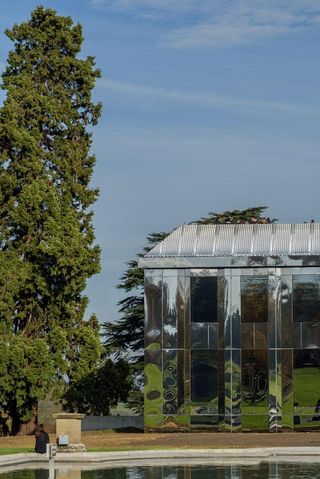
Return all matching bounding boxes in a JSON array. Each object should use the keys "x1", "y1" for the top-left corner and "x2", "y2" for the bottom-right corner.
[
  {"x1": 164, "y1": 324, "x2": 176, "y2": 335},
  {"x1": 164, "y1": 277, "x2": 178, "y2": 320}
]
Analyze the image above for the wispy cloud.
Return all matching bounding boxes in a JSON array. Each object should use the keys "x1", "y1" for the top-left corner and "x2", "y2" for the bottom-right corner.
[
  {"x1": 90, "y1": 0, "x2": 320, "y2": 48},
  {"x1": 164, "y1": 1, "x2": 320, "y2": 48},
  {"x1": 90, "y1": 0, "x2": 209, "y2": 15},
  {"x1": 98, "y1": 78, "x2": 317, "y2": 115}
]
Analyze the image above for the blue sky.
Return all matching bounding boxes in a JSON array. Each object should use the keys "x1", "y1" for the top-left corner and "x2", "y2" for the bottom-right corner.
[{"x1": 1, "y1": 0, "x2": 320, "y2": 323}]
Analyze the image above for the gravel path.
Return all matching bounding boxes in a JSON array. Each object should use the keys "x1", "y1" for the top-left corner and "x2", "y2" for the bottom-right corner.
[{"x1": 0, "y1": 431, "x2": 319, "y2": 450}]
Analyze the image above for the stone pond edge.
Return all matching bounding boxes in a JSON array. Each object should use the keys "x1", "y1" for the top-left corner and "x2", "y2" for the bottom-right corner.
[{"x1": 2, "y1": 447, "x2": 320, "y2": 468}]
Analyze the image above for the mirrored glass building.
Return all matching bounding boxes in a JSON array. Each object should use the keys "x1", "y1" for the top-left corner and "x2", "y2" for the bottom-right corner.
[{"x1": 138, "y1": 224, "x2": 320, "y2": 432}]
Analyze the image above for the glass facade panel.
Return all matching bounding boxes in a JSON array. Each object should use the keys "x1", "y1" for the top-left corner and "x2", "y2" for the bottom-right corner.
[
  {"x1": 145, "y1": 274, "x2": 162, "y2": 349},
  {"x1": 293, "y1": 349, "x2": 320, "y2": 412},
  {"x1": 144, "y1": 349, "x2": 162, "y2": 419},
  {"x1": 301, "y1": 323, "x2": 320, "y2": 348},
  {"x1": 163, "y1": 349, "x2": 178, "y2": 414},
  {"x1": 242, "y1": 350, "x2": 268, "y2": 414},
  {"x1": 293, "y1": 275, "x2": 320, "y2": 322},
  {"x1": 191, "y1": 276, "x2": 218, "y2": 323},
  {"x1": 255, "y1": 323, "x2": 268, "y2": 349},
  {"x1": 282, "y1": 349, "x2": 293, "y2": 415},
  {"x1": 163, "y1": 277, "x2": 178, "y2": 349},
  {"x1": 241, "y1": 415, "x2": 269, "y2": 431},
  {"x1": 190, "y1": 415, "x2": 223, "y2": 431},
  {"x1": 208, "y1": 323, "x2": 219, "y2": 350},
  {"x1": 144, "y1": 268, "x2": 320, "y2": 432},
  {"x1": 191, "y1": 350, "x2": 218, "y2": 405},
  {"x1": 241, "y1": 323, "x2": 254, "y2": 349},
  {"x1": 190, "y1": 323, "x2": 208, "y2": 350},
  {"x1": 241, "y1": 276, "x2": 268, "y2": 323}
]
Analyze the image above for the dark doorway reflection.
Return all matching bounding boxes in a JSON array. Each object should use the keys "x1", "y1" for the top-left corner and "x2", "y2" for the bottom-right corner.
[
  {"x1": 293, "y1": 275, "x2": 320, "y2": 322},
  {"x1": 191, "y1": 277, "x2": 217, "y2": 323},
  {"x1": 241, "y1": 276, "x2": 268, "y2": 323},
  {"x1": 191, "y1": 351, "x2": 218, "y2": 403}
]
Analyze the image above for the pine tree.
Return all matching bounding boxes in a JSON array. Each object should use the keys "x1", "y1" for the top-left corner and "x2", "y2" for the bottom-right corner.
[
  {"x1": 103, "y1": 207, "x2": 275, "y2": 413},
  {"x1": 0, "y1": 7, "x2": 102, "y2": 432}
]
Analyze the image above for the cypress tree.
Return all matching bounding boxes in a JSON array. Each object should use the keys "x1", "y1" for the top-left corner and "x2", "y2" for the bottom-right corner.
[
  {"x1": 0, "y1": 7, "x2": 102, "y2": 432},
  {"x1": 0, "y1": 6, "x2": 101, "y2": 335}
]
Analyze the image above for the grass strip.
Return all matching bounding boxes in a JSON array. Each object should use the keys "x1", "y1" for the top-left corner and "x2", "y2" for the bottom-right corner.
[
  {"x1": 87, "y1": 445, "x2": 243, "y2": 452},
  {"x1": 0, "y1": 448, "x2": 32, "y2": 455}
]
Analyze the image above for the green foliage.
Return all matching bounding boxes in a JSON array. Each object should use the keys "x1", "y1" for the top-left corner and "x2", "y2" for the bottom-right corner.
[
  {"x1": 195, "y1": 206, "x2": 276, "y2": 225},
  {"x1": 0, "y1": 7, "x2": 102, "y2": 432},
  {"x1": 0, "y1": 333, "x2": 54, "y2": 434},
  {"x1": 63, "y1": 358, "x2": 132, "y2": 415},
  {"x1": 0, "y1": 6, "x2": 101, "y2": 336},
  {"x1": 103, "y1": 207, "x2": 274, "y2": 413},
  {"x1": 104, "y1": 233, "x2": 168, "y2": 352}
]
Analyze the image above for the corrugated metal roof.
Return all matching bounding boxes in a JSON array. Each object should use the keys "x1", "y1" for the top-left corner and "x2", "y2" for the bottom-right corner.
[{"x1": 145, "y1": 224, "x2": 320, "y2": 258}]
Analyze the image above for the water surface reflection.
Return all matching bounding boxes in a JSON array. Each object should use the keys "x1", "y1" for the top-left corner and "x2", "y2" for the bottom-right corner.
[{"x1": 2, "y1": 463, "x2": 320, "y2": 479}]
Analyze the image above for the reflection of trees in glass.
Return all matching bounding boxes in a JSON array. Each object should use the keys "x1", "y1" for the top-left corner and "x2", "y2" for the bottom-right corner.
[
  {"x1": 241, "y1": 277, "x2": 268, "y2": 323},
  {"x1": 242, "y1": 351, "x2": 268, "y2": 405},
  {"x1": 80, "y1": 463, "x2": 320, "y2": 478},
  {"x1": 82, "y1": 469, "x2": 127, "y2": 479},
  {"x1": 35, "y1": 470, "x2": 49, "y2": 479}
]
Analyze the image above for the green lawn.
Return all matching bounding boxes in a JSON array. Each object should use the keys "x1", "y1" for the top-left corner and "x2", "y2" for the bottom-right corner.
[
  {"x1": 294, "y1": 367, "x2": 320, "y2": 408},
  {"x1": 0, "y1": 448, "x2": 31, "y2": 455}
]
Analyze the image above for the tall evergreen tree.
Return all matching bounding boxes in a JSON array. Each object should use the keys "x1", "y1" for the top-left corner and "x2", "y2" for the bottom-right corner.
[
  {"x1": 0, "y1": 7, "x2": 102, "y2": 432},
  {"x1": 103, "y1": 207, "x2": 275, "y2": 413}
]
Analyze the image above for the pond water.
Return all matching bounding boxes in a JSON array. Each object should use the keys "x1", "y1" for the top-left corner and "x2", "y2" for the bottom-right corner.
[{"x1": 1, "y1": 463, "x2": 320, "y2": 479}]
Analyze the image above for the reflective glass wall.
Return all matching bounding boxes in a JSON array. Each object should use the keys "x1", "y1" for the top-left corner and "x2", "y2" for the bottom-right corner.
[{"x1": 144, "y1": 267, "x2": 320, "y2": 432}]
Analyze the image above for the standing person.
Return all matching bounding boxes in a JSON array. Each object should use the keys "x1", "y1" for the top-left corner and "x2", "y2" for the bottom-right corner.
[{"x1": 34, "y1": 424, "x2": 50, "y2": 454}]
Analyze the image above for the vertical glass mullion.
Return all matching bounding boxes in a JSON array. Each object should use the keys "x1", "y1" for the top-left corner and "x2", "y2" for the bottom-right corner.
[
  {"x1": 276, "y1": 349, "x2": 282, "y2": 432},
  {"x1": 218, "y1": 271, "x2": 225, "y2": 419},
  {"x1": 268, "y1": 348, "x2": 277, "y2": 432},
  {"x1": 230, "y1": 275, "x2": 241, "y2": 431},
  {"x1": 224, "y1": 272, "x2": 241, "y2": 431},
  {"x1": 268, "y1": 268, "x2": 282, "y2": 431},
  {"x1": 184, "y1": 274, "x2": 190, "y2": 424},
  {"x1": 275, "y1": 269, "x2": 282, "y2": 431},
  {"x1": 144, "y1": 272, "x2": 163, "y2": 350},
  {"x1": 163, "y1": 275, "x2": 178, "y2": 349},
  {"x1": 224, "y1": 270, "x2": 232, "y2": 430}
]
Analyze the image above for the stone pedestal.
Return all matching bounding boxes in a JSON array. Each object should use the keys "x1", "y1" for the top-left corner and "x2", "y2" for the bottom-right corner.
[{"x1": 53, "y1": 413, "x2": 86, "y2": 452}]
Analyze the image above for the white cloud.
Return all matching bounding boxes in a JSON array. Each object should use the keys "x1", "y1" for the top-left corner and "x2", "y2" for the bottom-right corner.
[
  {"x1": 97, "y1": 77, "x2": 318, "y2": 115},
  {"x1": 90, "y1": 0, "x2": 320, "y2": 48},
  {"x1": 164, "y1": 1, "x2": 320, "y2": 48}
]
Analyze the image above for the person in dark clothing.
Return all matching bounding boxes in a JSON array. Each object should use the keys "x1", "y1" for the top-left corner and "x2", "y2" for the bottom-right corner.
[{"x1": 34, "y1": 424, "x2": 50, "y2": 454}]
